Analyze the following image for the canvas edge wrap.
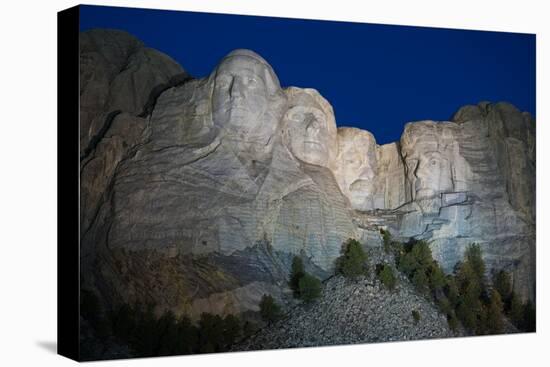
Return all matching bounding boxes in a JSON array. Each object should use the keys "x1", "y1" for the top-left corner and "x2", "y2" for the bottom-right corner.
[{"x1": 57, "y1": 5, "x2": 80, "y2": 361}]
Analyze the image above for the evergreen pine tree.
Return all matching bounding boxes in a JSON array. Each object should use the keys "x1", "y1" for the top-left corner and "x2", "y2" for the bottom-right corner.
[
  {"x1": 259, "y1": 294, "x2": 282, "y2": 324},
  {"x1": 493, "y1": 270, "x2": 512, "y2": 305},
  {"x1": 487, "y1": 289, "x2": 504, "y2": 334},
  {"x1": 298, "y1": 273, "x2": 322, "y2": 302},
  {"x1": 509, "y1": 292, "x2": 524, "y2": 328},
  {"x1": 338, "y1": 239, "x2": 368, "y2": 278},
  {"x1": 289, "y1": 256, "x2": 305, "y2": 297}
]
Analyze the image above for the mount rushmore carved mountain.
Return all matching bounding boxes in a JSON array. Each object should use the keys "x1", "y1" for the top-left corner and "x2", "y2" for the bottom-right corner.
[{"x1": 79, "y1": 29, "x2": 535, "y2": 323}]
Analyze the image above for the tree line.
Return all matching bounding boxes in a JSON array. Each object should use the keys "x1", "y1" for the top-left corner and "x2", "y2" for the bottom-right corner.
[
  {"x1": 80, "y1": 291, "x2": 258, "y2": 358},
  {"x1": 380, "y1": 229, "x2": 535, "y2": 334},
  {"x1": 82, "y1": 233, "x2": 535, "y2": 358}
]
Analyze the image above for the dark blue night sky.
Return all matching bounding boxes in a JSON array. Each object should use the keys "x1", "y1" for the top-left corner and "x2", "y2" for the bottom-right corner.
[{"x1": 80, "y1": 5, "x2": 536, "y2": 145}]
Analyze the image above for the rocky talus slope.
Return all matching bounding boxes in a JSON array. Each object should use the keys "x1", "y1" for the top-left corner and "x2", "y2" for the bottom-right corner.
[{"x1": 234, "y1": 272, "x2": 457, "y2": 350}]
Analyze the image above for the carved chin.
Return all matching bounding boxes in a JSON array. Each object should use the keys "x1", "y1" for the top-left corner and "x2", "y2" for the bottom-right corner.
[
  {"x1": 295, "y1": 143, "x2": 329, "y2": 166},
  {"x1": 349, "y1": 179, "x2": 373, "y2": 192},
  {"x1": 415, "y1": 188, "x2": 438, "y2": 199},
  {"x1": 305, "y1": 141, "x2": 326, "y2": 153},
  {"x1": 228, "y1": 108, "x2": 252, "y2": 122}
]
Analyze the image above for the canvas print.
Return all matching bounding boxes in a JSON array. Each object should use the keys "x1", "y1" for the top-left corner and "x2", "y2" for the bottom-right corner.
[{"x1": 72, "y1": 4, "x2": 535, "y2": 361}]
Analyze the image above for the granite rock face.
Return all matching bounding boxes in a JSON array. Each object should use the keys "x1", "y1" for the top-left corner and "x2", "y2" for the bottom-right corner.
[
  {"x1": 81, "y1": 46, "x2": 356, "y2": 319},
  {"x1": 80, "y1": 29, "x2": 187, "y2": 154},
  {"x1": 105, "y1": 50, "x2": 355, "y2": 264},
  {"x1": 333, "y1": 103, "x2": 535, "y2": 300},
  {"x1": 396, "y1": 103, "x2": 535, "y2": 300},
  {"x1": 79, "y1": 29, "x2": 188, "y2": 239},
  {"x1": 335, "y1": 128, "x2": 406, "y2": 211},
  {"x1": 80, "y1": 31, "x2": 536, "y2": 322},
  {"x1": 334, "y1": 128, "x2": 378, "y2": 211}
]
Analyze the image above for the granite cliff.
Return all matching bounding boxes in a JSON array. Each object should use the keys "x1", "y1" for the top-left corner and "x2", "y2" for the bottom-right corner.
[{"x1": 79, "y1": 30, "x2": 535, "y2": 322}]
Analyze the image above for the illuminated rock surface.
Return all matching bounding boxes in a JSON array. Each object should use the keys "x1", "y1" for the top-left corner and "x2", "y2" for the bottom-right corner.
[{"x1": 79, "y1": 30, "x2": 535, "y2": 322}]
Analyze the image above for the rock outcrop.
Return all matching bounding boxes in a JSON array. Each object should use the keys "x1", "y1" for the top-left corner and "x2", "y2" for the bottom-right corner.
[
  {"x1": 79, "y1": 30, "x2": 536, "y2": 322},
  {"x1": 396, "y1": 105, "x2": 535, "y2": 301},
  {"x1": 79, "y1": 29, "x2": 189, "y2": 244}
]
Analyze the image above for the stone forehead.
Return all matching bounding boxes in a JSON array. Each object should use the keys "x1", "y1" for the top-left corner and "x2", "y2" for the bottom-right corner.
[
  {"x1": 287, "y1": 90, "x2": 318, "y2": 108},
  {"x1": 214, "y1": 49, "x2": 282, "y2": 91},
  {"x1": 338, "y1": 127, "x2": 376, "y2": 145},
  {"x1": 402, "y1": 121, "x2": 459, "y2": 151},
  {"x1": 223, "y1": 49, "x2": 271, "y2": 65},
  {"x1": 285, "y1": 87, "x2": 334, "y2": 118},
  {"x1": 403, "y1": 121, "x2": 457, "y2": 137},
  {"x1": 216, "y1": 55, "x2": 268, "y2": 74}
]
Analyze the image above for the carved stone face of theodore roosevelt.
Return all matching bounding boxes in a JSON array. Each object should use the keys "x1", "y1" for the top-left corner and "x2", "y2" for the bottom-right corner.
[{"x1": 334, "y1": 128, "x2": 378, "y2": 210}]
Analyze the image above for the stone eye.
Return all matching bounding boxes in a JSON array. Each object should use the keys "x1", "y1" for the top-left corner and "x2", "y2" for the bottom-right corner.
[
  {"x1": 246, "y1": 77, "x2": 259, "y2": 87},
  {"x1": 407, "y1": 159, "x2": 418, "y2": 171},
  {"x1": 290, "y1": 112, "x2": 303, "y2": 121},
  {"x1": 313, "y1": 111, "x2": 326, "y2": 122},
  {"x1": 216, "y1": 76, "x2": 232, "y2": 88}
]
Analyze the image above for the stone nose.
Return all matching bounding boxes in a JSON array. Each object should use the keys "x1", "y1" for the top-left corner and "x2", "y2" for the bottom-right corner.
[
  {"x1": 305, "y1": 114, "x2": 320, "y2": 133},
  {"x1": 229, "y1": 77, "x2": 247, "y2": 100},
  {"x1": 414, "y1": 177, "x2": 422, "y2": 191},
  {"x1": 358, "y1": 167, "x2": 374, "y2": 180}
]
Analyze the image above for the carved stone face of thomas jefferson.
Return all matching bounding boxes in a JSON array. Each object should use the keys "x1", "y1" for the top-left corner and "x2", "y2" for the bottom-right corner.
[
  {"x1": 283, "y1": 87, "x2": 337, "y2": 167},
  {"x1": 211, "y1": 49, "x2": 286, "y2": 159}
]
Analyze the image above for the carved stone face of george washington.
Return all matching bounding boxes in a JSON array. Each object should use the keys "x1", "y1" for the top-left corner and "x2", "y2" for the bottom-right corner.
[{"x1": 211, "y1": 49, "x2": 286, "y2": 161}]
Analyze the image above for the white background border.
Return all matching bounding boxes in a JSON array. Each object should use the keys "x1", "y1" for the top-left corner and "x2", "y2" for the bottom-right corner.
[{"x1": 0, "y1": 0, "x2": 548, "y2": 365}]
